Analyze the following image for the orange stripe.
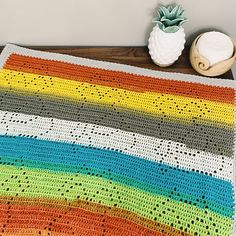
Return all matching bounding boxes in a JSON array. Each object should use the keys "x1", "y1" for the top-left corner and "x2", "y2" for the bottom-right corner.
[
  {"x1": 0, "y1": 229, "x2": 81, "y2": 236},
  {"x1": 4, "y1": 54, "x2": 234, "y2": 104},
  {"x1": 0, "y1": 196, "x2": 190, "y2": 236}
]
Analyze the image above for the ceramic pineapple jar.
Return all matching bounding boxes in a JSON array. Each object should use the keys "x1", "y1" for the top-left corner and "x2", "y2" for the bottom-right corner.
[{"x1": 148, "y1": 5, "x2": 188, "y2": 67}]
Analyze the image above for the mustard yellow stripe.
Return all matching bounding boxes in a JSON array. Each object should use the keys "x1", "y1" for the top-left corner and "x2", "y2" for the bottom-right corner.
[{"x1": 0, "y1": 69, "x2": 234, "y2": 126}]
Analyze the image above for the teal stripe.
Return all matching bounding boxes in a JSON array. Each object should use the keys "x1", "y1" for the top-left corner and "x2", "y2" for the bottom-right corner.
[
  {"x1": 0, "y1": 154, "x2": 233, "y2": 218},
  {"x1": 0, "y1": 135, "x2": 234, "y2": 218}
]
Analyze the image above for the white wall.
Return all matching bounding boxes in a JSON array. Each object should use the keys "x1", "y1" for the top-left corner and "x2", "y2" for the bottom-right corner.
[{"x1": 0, "y1": 0, "x2": 235, "y2": 77}]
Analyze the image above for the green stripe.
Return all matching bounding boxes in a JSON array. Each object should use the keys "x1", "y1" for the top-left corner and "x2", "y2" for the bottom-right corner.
[
  {"x1": 0, "y1": 155, "x2": 232, "y2": 218},
  {"x1": 1, "y1": 155, "x2": 232, "y2": 217},
  {"x1": 0, "y1": 165, "x2": 232, "y2": 236}
]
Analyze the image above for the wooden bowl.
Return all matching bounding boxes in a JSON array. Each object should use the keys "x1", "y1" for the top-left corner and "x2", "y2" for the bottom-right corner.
[{"x1": 190, "y1": 34, "x2": 236, "y2": 77}]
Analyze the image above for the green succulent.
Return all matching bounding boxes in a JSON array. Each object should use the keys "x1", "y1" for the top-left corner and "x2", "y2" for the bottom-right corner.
[{"x1": 153, "y1": 5, "x2": 188, "y2": 33}]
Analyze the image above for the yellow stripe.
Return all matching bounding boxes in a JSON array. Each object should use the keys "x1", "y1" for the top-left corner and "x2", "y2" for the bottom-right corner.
[{"x1": 0, "y1": 69, "x2": 234, "y2": 126}]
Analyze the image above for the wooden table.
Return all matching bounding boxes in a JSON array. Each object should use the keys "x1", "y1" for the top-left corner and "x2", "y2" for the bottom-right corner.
[{"x1": 0, "y1": 46, "x2": 234, "y2": 80}]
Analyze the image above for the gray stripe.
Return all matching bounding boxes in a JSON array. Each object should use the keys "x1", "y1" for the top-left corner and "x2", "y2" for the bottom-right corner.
[{"x1": 0, "y1": 90, "x2": 233, "y2": 157}]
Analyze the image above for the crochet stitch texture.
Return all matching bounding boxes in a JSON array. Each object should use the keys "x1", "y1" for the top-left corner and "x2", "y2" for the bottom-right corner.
[{"x1": 0, "y1": 44, "x2": 235, "y2": 236}]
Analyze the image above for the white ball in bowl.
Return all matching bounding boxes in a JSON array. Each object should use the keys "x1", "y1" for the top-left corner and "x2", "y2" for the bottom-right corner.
[{"x1": 196, "y1": 31, "x2": 234, "y2": 66}]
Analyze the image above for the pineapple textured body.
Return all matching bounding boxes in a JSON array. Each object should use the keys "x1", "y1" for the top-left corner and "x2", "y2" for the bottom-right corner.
[
  {"x1": 148, "y1": 4, "x2": 187, "y2": 67},
  {"x1": 148, "y1": 25, "x2": 186, "y2": 67}
]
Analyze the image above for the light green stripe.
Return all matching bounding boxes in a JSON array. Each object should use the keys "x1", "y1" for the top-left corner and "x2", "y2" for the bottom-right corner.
[{"x1": 0, "y1": 165, "x2": 232, "y2": 236}]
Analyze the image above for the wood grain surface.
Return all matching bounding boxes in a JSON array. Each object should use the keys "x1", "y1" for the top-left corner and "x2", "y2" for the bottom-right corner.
[{"x1": 0, "y1": 46, "x2": 234, "y2": 80}]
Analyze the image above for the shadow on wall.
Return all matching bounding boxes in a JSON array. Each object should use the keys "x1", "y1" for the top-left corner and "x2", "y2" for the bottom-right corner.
[{"x1": 232, "y1": 64, "x2": 236, "y2": 79}]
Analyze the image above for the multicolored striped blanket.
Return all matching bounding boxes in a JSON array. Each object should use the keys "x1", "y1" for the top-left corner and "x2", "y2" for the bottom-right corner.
[{"x1": 0, "y1": 44, "x2": 235, "y2": 236}]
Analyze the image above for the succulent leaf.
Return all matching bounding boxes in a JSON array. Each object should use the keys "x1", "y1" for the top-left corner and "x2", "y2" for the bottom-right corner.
[
  {"x1": 176, "y1": 6, "x2": 184, "y2": 16},
  {"x1": 167, "y1": 5, "x2": 173, "y2": 12},
  {"x1": 152, "y1": 4, "x2": 188, "y2": 33},
  {"x1": 161, "y1": 17, "x2": 186, "y2": 26},
  {"x1": 159, "y1": 6, "x2": 170, "y2": 17},
  {"x1": 169, "y1": 5, "x2": 179, "y2": 19},
  {"x1": 178, "y1": 19, "x2": 188, "y2": 26},
  {"x1": 163, "y1": 26, "x2": 180, "y2": 33}
]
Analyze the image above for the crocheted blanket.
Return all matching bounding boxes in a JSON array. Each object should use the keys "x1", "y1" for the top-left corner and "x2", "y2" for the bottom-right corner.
[{"x1": 0, "y1": 44, "x2": 235, "y2": 236}]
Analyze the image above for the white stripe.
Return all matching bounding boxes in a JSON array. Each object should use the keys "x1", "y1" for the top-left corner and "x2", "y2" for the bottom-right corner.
[
  {"x1": 0, "y1": 44, "x2": 235, "y2": 88},
  {"x1": 0, "y1": 110, "x2": 233, "y2": 181}
]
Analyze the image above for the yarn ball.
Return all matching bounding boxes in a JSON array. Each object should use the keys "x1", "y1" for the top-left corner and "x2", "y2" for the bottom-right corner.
[{"x1": 196, "y1": 31, "x2": 234, "y2": 66}]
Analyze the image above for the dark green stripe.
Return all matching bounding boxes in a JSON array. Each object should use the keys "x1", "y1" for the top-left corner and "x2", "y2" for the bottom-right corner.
[{"x1": 0, "y1": 89, "x2": 233, "y2": 157}]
